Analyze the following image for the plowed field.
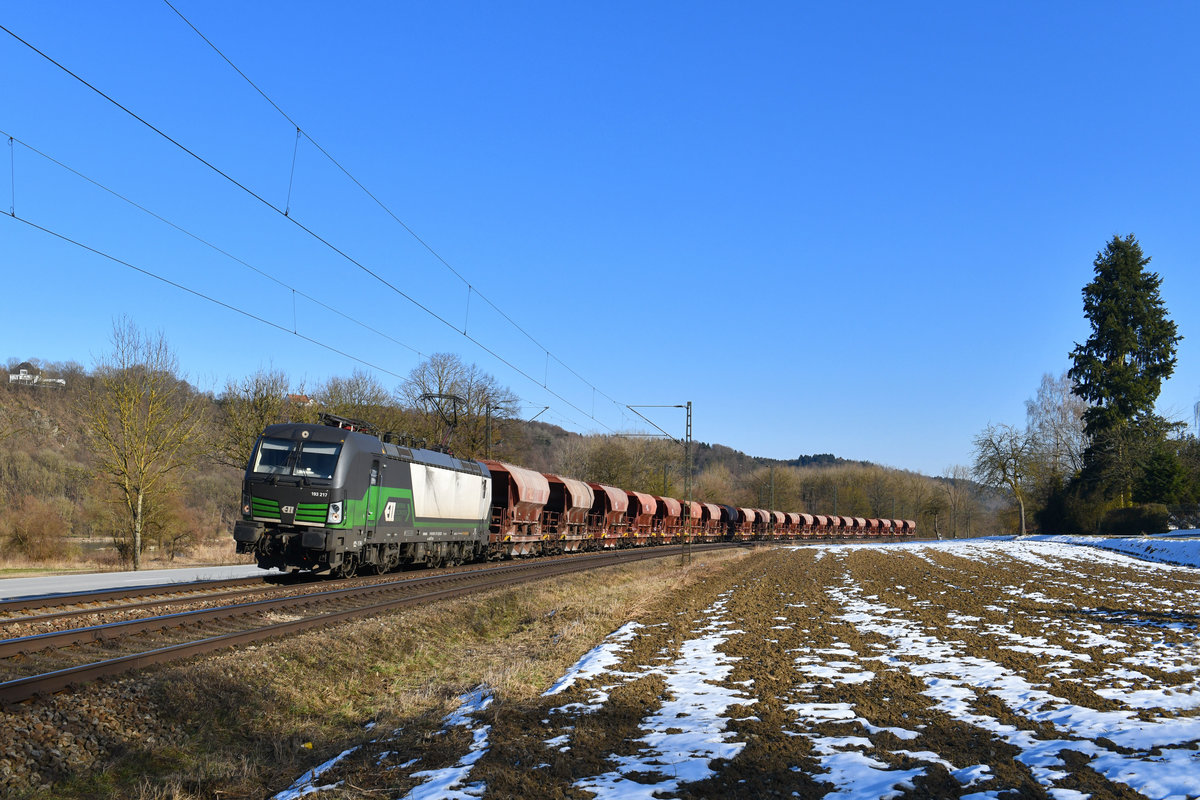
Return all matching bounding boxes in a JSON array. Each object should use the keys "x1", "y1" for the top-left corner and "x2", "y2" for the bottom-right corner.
[{"x1": 276, "y1": 540, "x2": 1200, "y2": 800}]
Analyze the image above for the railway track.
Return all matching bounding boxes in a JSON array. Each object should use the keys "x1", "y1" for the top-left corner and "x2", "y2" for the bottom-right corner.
[
  {"x1": 0, "y1": 564, "x2": 500, "y2": 636},
  {"x1": 0, "y1": 544, "x2": 727, "y2": 705},
  {"x1": 0, "y1": 575, "x2": 267, "y2": 615}
]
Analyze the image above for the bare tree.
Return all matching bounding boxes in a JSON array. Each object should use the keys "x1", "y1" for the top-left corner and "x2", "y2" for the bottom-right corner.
[
  {"x1": 215, "y1": 367, "x2": 299, "y2": 469},
  {"x1": 924, "y1": 492, "x2": 949, "y2": 540},
  {"x1": 940, "y1": 465, "x2": 972, "y2": 538},
  {"x1": 551, "y1": 434, "x2": 680, "y2": 495},
  {"x1": 0, "y1": 396, "x2": 25, "y2": 446},
  {"x1": 972, "y1": 423, "x2": 1034, "y2": 536},
  {"x1": 897, "y1": 470, "x2": 933, "y2": 530},
  {"x1": 1025, "y1": 372, "x2": 1088, "y2": 480},
  {"x1": 398, "y1": 353, "x2": 519, "y2": 458},
  {"x1": 314, "y1": 369, "x2": 392, "y2": 423},
  {"x1": 865, "y1": 467, "x2": 893, "y2": 519},
  {"x1": 80, "y1": 319, "x2": 207, "y2": 569},
  {"x1": 693, "y1": 463, "x2": 734, "y2": 504}
]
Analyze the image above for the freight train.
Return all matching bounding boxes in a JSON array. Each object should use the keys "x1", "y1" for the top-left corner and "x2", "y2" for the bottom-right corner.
[{"x1": 233, "y1": 415, "x2": 916, "y2": 576}]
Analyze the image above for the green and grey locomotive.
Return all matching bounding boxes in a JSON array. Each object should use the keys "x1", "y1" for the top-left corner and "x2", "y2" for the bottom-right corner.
[{"x1": 233, "y1": 416, "x2": 492, "y2": 576}]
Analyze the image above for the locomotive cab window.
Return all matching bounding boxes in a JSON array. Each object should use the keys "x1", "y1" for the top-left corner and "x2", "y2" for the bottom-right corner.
[
  {"x1": 252, "y1": 438, "x2": 294, "y2": 475},
  {"x1": 295, "y1": 442, "x2": 341, "y2": 479},
  {"x1": 252, "y1": 438, "x2": 342, "y2": 480}
]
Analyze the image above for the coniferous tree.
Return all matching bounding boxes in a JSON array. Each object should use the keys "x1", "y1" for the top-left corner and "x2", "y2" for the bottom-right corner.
[
  {"x1": 1068, "y1": 234, "x2": 1181, "y2": 505},
  {"x1": 1134, "y1": 442, "x2": 1187, "y2": 505},
  {"x1": 1068, "y1": 234, "x2": 1181, "y2": 437}
]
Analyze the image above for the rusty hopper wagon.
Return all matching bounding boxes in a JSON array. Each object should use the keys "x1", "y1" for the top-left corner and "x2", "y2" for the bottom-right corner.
[
  {"x1": 625, "y1": 491, "x2": 659, "y2": 545},
  {"x1": 543, "y1": 474, "x2": 595, "y2": 552},
  {"x1": 483, "y1": 460, "x2": 550, "y2": 557},
  {"x1": 653, "y1": 496, "x2": 683, "y2": 542},
  {"x1": 588, "y1": 483, "x2": 629, "y2": 548},
  {"x1": 680, "y1": 500, "x2": 703, "y2": 543}
]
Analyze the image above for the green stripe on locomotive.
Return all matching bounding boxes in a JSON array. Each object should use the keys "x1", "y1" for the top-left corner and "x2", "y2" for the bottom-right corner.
[
  {"x1": 251, "y1": 496, "x2": 281, "y2": 519},
  {"x1": 328, "y1": 486, "x2": 417, "y2": 530},
  {"x1": 295, "y1": 502, "x2": 328, "y2": 524}
]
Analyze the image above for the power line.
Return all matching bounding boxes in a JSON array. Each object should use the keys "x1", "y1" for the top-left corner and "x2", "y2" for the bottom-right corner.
[
  {"x1": 5, "y1": 209, "x2": 592, "y2": 430},
  {"x1": 0, "y1": 129, "x2": 427, "y2": 361},
  {"x1": 7, "y1": 136, "x2": 13, "y2": 215},
  {"x1": 1, "y1": 20, "x2": 619, "y2": 433},
  {"x1": 159, "y1": 1, "x2": 626, "y2": 411},
  {"x1": 6, "y1": 213, "x2": 408, "y2": 380}
]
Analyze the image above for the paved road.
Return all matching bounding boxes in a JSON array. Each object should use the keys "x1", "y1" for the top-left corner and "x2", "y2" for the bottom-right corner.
[{"x1": 0, "y1": 564, "x2": 278, "y2": 602}]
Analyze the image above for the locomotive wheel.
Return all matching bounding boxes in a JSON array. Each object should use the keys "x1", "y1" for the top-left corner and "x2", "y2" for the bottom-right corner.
[{"x1": 334, "y1": 553, "x2": 359, "y2": 579}]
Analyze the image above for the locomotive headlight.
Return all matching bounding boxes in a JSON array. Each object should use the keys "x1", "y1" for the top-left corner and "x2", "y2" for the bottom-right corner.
[
  {"x1": 327, "y1": 502, "x2": 343, "y2": 524},
  {"x1": 242, "y1": 493, "x2": 251, "y2": 516}
]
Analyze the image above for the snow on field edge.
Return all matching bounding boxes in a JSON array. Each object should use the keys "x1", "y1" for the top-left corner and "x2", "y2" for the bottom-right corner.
[{"x1": 1028, "y1": 533, "x2": 1200, "y2": 569}]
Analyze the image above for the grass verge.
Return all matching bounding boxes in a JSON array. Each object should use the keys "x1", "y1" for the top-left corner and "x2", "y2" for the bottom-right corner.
[{"x1": 7, "y1": 547, "x2": 748, "y2": 799}]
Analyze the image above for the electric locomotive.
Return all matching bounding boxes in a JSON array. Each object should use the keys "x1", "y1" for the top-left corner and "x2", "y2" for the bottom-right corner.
[{"x1": 233, "y1": 415, "x2": 491, "y2": 576}]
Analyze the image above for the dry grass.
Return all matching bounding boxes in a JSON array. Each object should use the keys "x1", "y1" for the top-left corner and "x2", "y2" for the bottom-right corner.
[
  {"x1": 16, "y1": 548, "x2": 748, "y2": 800},
  {"x1": 0, "y1": 537, "x2": 250, "y2": 578},
  {"x1": 156, "y1": 537, "x2": 247, "y2": 568}
]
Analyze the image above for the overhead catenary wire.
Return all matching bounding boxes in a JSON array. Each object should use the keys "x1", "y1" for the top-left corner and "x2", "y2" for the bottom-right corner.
[
  {"x1": 284, "y1": 126, "x2": 300, "y2": 217},
  {"x1": 158, "y1": 0, "x2": 626, "y2": 413},
  {"x1": 0, "y1": 21, "x2": 618, "y2": 434},
  {"x1": 7, "y1": 213, "x2": 407, "y2": 380},
  {"x1": 2, "y1": 129, "x2": 597, "y2": 430},
  {"x1": 3, "y1": 210, "x2": 592, "y2": 432},
  {"x1": 8, "y1": 136, "x2": 14, "y2": 215},
  {"x1": 0, "y1": 129, "x2": 426, "y2": 361}
]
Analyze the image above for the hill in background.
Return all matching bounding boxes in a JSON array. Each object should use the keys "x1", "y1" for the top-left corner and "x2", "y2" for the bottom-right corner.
[{"x1": 0, "y1": 355, "x2": 1004, "y2": 569}]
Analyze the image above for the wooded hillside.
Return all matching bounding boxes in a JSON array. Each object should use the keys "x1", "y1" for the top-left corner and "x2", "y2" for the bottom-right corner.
[{"x1": 0, "y1": 341, "x2": 1001, "y2": 569}]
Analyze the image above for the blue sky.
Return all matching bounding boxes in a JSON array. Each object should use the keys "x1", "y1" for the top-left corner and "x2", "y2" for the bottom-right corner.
[{"x1": 3, "y1": 2, "x2": 1198, "y2": 476}]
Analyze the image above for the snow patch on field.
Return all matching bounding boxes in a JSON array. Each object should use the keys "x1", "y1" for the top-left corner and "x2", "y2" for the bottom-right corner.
[
  {"x1": 270, "y1": 747, "x2": 358, "y2": 800},
  {"x1": 820, "y1": 540, "x2": 1200, "y2": 799},
  {"x1": 543, "y1": 592, "x2": 755, "y2": 799},
  {"x1": 399, "y1": 685, "x2": 494, "y2": 800},
  {"x1": 272, "y1": 686, "x2": 495, "y2": 800},
  {"x1": 543, "y1": 621, "x2": 643, "y2": 700},
  {"x1": 1041, "y1": 533, "x2": 1200, "y2": 569},
  {"x1": 272, "y1": 536, "x2": 1200, "y2": 798}
]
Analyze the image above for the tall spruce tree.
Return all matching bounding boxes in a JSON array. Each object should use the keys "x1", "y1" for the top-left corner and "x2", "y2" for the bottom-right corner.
[
  {"x1": 1069, "y1": 234, "x2": 1180, "y2": 435},
  {"x1": 1068, "y1": 234, "x2": 1181, "y2": 504}
]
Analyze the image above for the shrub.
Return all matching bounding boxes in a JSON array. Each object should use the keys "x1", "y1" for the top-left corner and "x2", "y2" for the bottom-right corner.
[
  {"x1": 1, "y1": 494, "x2": 77, "y2": 561},
  {"x1": 1098, "y1": 503, "x2": 1170, "y2": 535}
]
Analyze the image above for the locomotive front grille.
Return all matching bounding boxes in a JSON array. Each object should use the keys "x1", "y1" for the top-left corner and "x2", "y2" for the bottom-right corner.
[
  {"x1": 295, "y1": 503, "x2": 328, "y2": 525},
  {"x1": 251, "y1": 496, "x2": 281, "y2": 521}
]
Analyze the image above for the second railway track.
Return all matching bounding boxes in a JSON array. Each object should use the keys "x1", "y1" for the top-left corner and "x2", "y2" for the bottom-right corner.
[{"x1": 0, "y1": 544, "x2": 727, "y2": 705}]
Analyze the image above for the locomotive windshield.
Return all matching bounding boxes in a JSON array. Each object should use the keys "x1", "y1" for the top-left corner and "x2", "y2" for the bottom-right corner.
[{"x1": 252, "y1": 437, "x2": 342, "y2": 480}]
